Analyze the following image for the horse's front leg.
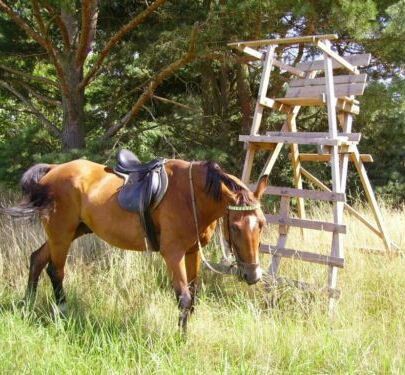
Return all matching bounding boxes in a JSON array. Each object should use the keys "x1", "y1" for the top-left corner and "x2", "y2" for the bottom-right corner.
[
  {"x1": 162, "y1": 250, "x2": 192, "y2": 333},
  {"x1": 185, "y1": 249, "x2": 201, "y2": 316}
]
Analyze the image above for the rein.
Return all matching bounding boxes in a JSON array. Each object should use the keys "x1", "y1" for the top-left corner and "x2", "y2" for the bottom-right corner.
[{"x1": 188, "y1": 162, "x2": 259, "y2": 275}]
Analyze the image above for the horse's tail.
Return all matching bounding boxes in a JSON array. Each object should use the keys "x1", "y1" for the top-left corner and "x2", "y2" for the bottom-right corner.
[{"x1": 1, "y1": 163, "x2": 55, "y2": 218}]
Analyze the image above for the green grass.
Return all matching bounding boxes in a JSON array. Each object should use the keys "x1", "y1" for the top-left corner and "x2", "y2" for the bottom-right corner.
[{"x1": 0, "y1": 201, "x2": 404, "y2": 374}]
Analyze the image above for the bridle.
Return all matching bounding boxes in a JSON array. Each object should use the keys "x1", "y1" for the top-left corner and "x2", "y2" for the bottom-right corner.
[
  {"x1": 188, "y1": 162, "x2": 260, "y2": 275},
  {"x1": 225, "y1": 204, "x2": 261, "y2": 273}
]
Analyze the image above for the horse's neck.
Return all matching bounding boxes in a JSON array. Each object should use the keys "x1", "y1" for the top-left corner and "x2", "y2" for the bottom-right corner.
[{"x1": 195, "y1": 182, "x2": 229, "y2": 227}]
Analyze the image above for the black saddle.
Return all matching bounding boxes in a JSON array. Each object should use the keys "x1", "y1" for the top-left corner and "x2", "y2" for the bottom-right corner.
[{"x1": 114, "y1": 149, "x2": 168, "y2": 252}]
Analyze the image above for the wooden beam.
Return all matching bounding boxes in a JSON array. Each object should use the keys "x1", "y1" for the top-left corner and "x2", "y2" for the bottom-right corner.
[
  {"x1": 260, "y1": 97, "x2": 292, "y2": 114},
  {"x1": 254, "y1": 185, "x2": 346, "y2": 202},
  {"x1": 265, "y1": 214, "x2": 347, "y2": 233},
  {"x1": 239, "y1": 134, "x2": 353, "y2": 146},
  {"x1": 285, "y1": 82, "x2": 366, "y2": 98},
  {"x1": 266, "y1": 131, "x2": 361, "y2": 142},
  {"x1": 234, "y1": 46, "x2": 306, "y2": 77},
  {"x1": 289, "y1": 74, "x2": 367, "y2": 87},
  {"x1": 351, "y1": 149, "x2": 392, "y2": 251},
  {"x1": 227, "y1": 34, "x2": 338, "y2": 48},
  {"x1": 274, "y1": 97, "x2": 360, "y2": 114},
  {"x1": 261, "y1": 245, "x2": 345, "y2": 268},
  {"x1": 297, "y1": 54, "x2": 371, "y2": 72},
  {"x1": 294, "y1": 153, "x2": 373, "y2": 163},
  {"x1": 317, "y1": 41, "x2": 359, "y2": 74}
]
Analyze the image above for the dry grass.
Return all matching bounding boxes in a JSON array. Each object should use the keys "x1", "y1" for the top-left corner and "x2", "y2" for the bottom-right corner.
[{"x1": 0, "y1": 196, "x2": 404, "y2": 374}]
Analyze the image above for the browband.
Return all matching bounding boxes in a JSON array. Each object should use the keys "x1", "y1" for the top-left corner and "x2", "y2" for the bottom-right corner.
[{"x1": 227, "y1": 203, "x2": 261, "y2": 211}]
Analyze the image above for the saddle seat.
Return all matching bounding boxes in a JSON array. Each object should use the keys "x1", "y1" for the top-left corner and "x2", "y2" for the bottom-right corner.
[{"x1": 114, "y1": 149, "x2": 168, "y2": 252}]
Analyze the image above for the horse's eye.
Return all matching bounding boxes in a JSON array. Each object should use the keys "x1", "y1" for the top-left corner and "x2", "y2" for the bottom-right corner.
[{"x1": 231, "y1": 223, "x2": 240, "y2": 233}]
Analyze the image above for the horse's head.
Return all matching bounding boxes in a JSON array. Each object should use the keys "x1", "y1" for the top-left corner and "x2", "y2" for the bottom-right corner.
[
  {"x1": 203, "y1": 162, "x2": 268, "y2": 284},
  {"x1": 223, "y1": 175, "x2": 268, "y2": 285}
]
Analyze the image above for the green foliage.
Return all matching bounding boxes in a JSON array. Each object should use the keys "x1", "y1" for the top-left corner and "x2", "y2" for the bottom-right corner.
[{"x1": 0, "y1": 0, "x2": 404, "y2": 203}]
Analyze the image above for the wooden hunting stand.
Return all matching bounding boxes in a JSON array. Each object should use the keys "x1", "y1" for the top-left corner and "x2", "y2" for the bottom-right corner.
[{"x1": 228, "y1": 34, "x2": 397, "y2": 305}]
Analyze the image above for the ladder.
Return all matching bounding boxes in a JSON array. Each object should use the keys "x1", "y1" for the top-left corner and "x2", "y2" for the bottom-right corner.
[{"x1": 228, "y1": 34, "x2": 397, "y2": 306}]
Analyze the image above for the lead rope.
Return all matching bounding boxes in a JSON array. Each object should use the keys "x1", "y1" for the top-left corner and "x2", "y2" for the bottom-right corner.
[{"x1": 188, "y1": 162, "x2": 233, "y2": 275}]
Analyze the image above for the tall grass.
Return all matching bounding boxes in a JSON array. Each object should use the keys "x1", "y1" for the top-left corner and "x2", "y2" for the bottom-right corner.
[{"x1": 0, "y1": 197, "x2": 404, "y2": 374}]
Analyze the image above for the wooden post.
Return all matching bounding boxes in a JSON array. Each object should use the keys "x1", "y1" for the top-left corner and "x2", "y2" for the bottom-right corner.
[
  {"x1": 241, "y1": 45, "x2": 276, "y2": 183},
  {"x1": 323, "y1": 40, "x2": 343, "y2": 310},
  {"x1": 269, "y1": 196, "x2": 290, "y2": 277},
  {"x1": 287, "y1": 106, "x2": 306, "y2": 236},
  {"x1": 351, "y1": 149, "x2": 392, "y2": 251}
]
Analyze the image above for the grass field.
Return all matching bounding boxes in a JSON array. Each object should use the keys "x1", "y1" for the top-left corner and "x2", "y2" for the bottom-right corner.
[{"x1": 0, "y1": 198, "x2": 404, "y2": 374}]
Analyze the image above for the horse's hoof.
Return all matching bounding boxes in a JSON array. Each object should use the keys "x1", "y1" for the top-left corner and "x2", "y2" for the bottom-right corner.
[{"x1": 52, "y1": 302, "x2": 68, "y2": 318}]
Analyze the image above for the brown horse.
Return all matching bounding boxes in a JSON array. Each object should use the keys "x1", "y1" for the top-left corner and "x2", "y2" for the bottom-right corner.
[{"x1": 3, "y1": 158, "x2": 267, "y2": 331}]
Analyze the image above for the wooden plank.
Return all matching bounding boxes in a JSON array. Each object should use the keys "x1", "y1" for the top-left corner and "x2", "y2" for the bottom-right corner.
[
  {"x1": 239, "y1": 134, "x2": 351, "y2": 146},
  {"x1": 285, "y1": 82, "x2": 366, "y2": 98},
  {"x1": 318, "y1": 41, "x2": 359, "y2": 74},
  {"x1": 297, "y1": 54, "x2": 371, "y2": 72},
  {"x1": 260, "y1": 123, "x2": 288, "y2": 176},
  {"x1": 286, "y1": 108, "x2": 306, "y2": 237},
  {"x1": 266, "y1": 131, "x2": 361, "y2": 142},
  {"x1": 257, "y1": 45, "x2": 276, "y2": 106},
  {"x1": 257, "y1": 185, "x2": 346, "y2": 201},
  {"x1": 265, "y1": 214, "x2": 347, "y2": 233},
  {"x1": 235, "y1": 46, "x2": 306, "y2": 77},
  {"x1": 227, "y1": 34, "x2": 338, "y2": 48},
  {"x1": 269, "y1": 197, "x2": 290, "y2": 277},
  {"x1": 323, "y1": 40, "x2": 344, "y2": 311},
  {"x1": 295, "y1": 153, "x2": 373, "y2": 163},
  {"x1": 274, "y1": 97, "x2": 360, "y2": 114},
  {"x1": 241, "y1": 144, "x2": 256, "y2": 184},
  {"x1": 260, "y1": 96, "x2": 292, "y2": 114},
  {"x1": 239, "y1": 46, "x2": 263, "y2": 60},
  {"x1": 289, "y1": 74, "x2": 367, "y2": 87},
  {"x1": 261, "y1": 245, "x2": 345, "y2": 268},
  {"x1": 273, "y1": 59, "x2": 306, "y2": 77}
]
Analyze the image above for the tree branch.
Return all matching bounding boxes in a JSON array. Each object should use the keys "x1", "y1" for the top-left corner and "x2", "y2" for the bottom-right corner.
[
  {"x1": 81, "y1": 0, "x2": 167, "y2": 88},
  {"x1": 76, "y1": 0, "x2": 98, "y2": 67},
  {"x1": 0, "y1": 1, "x2": 68, "y2": 94},
  {"x1": 31, "y1": 0, "x2": 47, "y2": 35},
  {"x1": 0, "y1": 64, "x2": 58, "y2": 87},
  {"x1": 43, "y1": 3, "x2": 71, "y2": 49},
  {"x1": 0, "y1": 80, "x2": 61, "y2": 138},
  {"x1": 103, "y1": 24, "x2": 198, "y2": 139},
  {"x1": 18, "y1": 81, "x2": 61, "y2": 106},
  {"x1": 0, "y1": 0, "x2": 50, "y2": 51}
]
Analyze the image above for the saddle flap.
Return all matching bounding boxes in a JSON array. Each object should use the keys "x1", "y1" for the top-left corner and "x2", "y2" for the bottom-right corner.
[{"x1": 115, "y1": 157, "x2": 168, "y2": 251}]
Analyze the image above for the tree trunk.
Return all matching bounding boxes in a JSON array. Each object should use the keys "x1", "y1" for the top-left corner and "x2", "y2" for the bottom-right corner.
[
  {"x1": 60, "y1": 53, "x2": 86, "y2": 150},
  {"x1": 236, "y1": 64, "x2": 253, "y2": 134}
]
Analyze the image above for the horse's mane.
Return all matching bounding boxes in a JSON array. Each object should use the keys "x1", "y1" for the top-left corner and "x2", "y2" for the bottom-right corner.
[{"x1": 204, "y1": 161, "x2": 254, "y2": 205}]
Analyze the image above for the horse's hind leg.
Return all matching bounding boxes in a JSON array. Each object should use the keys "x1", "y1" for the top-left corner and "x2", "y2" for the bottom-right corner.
[
  {"x1": 24, "y1": 242, "x2": 50, "y2": 305},
  {"x1": 45, "y1": 222, "x2": 92, "y2": 315}
]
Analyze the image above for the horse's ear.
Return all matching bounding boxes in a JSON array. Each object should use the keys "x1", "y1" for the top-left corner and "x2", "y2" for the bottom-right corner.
[{"x1": 254, "y1": 175, "x2": 268, "y2": 199}]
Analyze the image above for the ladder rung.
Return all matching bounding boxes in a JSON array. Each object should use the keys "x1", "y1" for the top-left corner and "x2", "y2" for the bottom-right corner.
[
  {"x1": 257, "y1": 185, "x2": 346, "y2": 202},
  {"x1": 265, "y1": 214, "x2": 347, "y2": 233},
  {"x1": 260, "y1": 245, "x2": 345, "y2": 268},
  {"x1": 266, "y1": 131, "x2": 361, "y2": 142},
  {"x1": 239, "y1": 134, "x2": 354, "y2": 146},
  {"x1": 292, "y1": 153, "x2": 373, "y2": 163}
]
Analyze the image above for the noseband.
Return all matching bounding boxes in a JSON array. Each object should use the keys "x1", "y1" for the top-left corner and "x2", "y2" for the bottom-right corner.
[{"x1": 188, "y1": 162, "x2": 260, "y2": 275}]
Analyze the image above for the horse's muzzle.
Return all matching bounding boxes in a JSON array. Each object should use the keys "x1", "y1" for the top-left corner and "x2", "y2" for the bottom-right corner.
[{"x1": 241, "y1": 264, "x2": 262, "y2": 285}]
